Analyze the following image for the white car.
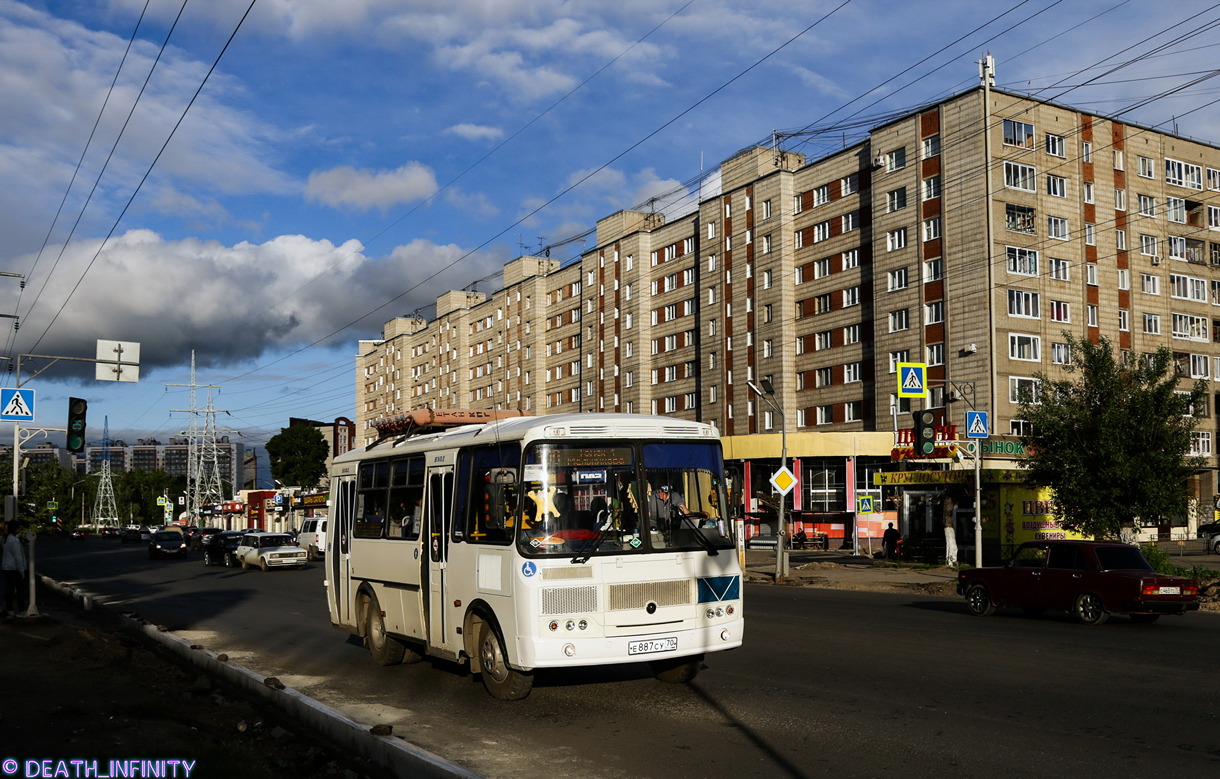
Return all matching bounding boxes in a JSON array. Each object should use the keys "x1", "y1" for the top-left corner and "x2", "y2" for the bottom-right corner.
[
  {"x1": 233, "y1": 532, "x2": 308, "y2": 571},
  {"x1": 297, "y1": 518, "x2": 327, "y2": 560}
]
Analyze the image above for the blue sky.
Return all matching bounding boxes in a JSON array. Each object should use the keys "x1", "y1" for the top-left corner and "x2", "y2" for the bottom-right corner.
[{"x1": 3, "y1": 0, "x2": 1220, "y2": 456}]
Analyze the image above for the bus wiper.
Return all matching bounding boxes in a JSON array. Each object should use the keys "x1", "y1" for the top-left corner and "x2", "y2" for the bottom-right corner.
[
  {"x1": 672, "y1": 507, "x2": 719, "y2": 556},
  {"x1": 572, "y1": 510, "x2": 614, "y2": 565}
]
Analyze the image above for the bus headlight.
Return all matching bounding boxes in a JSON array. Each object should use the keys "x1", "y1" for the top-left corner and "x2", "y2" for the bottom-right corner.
[
  {"x1": 565, "y1": 620, "x2": 575, "y2": 631},
  {"x1": 578, "y1": 620, "x2": 588, "y2": 630},
  {"x1": 706, "y1": 608, "x2": 716, "y2": 619}
]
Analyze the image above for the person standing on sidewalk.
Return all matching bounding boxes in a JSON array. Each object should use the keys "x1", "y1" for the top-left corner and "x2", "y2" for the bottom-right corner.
[
  {"x1": 882, "y1": 522, "x2": 901, "y2": 560},
  {"x1": 3, "y1": 520, "x2": 28, "y2": 616}
]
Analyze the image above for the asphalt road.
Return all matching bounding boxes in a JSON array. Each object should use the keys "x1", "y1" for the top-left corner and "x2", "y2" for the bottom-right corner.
[{"x1": 36, "y1": 537, "x2": 1220, "y2": 778}]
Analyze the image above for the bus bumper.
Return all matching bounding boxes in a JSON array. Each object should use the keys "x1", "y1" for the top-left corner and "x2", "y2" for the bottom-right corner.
[{"x1": 516, "y1": 620, "x2": 744, "y2": 670}]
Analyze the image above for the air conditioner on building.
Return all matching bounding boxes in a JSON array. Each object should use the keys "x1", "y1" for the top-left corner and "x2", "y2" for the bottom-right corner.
[
  {"x1": 873, "y1": 155, "x2": 886, "y2": 169},
  {"x1": 1150, "y1": 256, "x2": 1162, "y2": 265}
]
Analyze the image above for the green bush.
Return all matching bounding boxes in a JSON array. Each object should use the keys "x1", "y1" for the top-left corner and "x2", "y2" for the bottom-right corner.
[{"x1": 1141, "y1": 542, "x2": 1220, "y2": 581}]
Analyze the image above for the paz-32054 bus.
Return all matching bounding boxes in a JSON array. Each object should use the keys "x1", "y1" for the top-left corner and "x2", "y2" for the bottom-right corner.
[{"x1": 324, "y1": 412, "x2": 743, "y2": 699}]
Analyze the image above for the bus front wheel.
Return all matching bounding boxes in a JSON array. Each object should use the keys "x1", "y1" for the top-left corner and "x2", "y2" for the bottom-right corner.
[
  {"x1": 364, "y1": 595, "x2": 406, "y2": 666},
  {"x1": 477, "y1": 620, "x2": 533, "y2": 700}
]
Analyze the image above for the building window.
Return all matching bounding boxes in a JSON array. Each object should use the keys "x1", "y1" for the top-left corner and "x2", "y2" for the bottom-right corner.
[
  {"x1": 1118, "y1": 309, "x2": 1130, "y2": 332},
  {"x1": 1166, "y1": 158, "x2": 1203, "y2": 190},
  {"x1": 1006, "y1": 204, "x2": 1036, "y2": 234},
  {"x1": 1138, "y1": 156, "x2": 1155, "y2": 179},
  {"x1": 1009, "y1": 333, "x2": 1041, "y2": 361},
  {"x1": 1143, "y1": 313, "x2": 1161, "y2": 334},
  {"x1": 1009, "y1": 377, "x2": 1041, "y2": 404},
  {"x1": 926, "y1": 343, "x2": 945, "y2": 366},
  {"x1": 815, "y1": 330, "x2": 832, "y2": 350},
  {"x1": 1141, "y1": 273, "x2": 1160, "y2": 295},
  {"x1": 814, "y1": 258, "x2": 830, "y2": 279},
  {"x1": 1115, "y1": 188, "x2": 1126, "y2": 211},
  {"x1": 842, "y1": 287, "x2": 860, "y2": 307},
  {"x1": 1049, "y1": 258, "x2": 1070, "y2": 281},
  {"x1": 1051, "y1": 342, "x2": 1071, "y2": 365},
  {"x1": 1137, "y1": 194, "x2": 1156, "y2": 216},
  {"x1": 886, "y1": 148, "x2": 906, "y2": 172},
  {"x1": 1050, "y1": 300, "x2": 1070, "y2": 323},
  {"x1": 1167, "y1": 196, "x2": 1187, "y2": 223},
  {"x1": 1008, "y1": 289, "x2": 1040, "y2": 319},
  {"x1": 844, "y1": 362, "x2": 861, "y2": 383},
  {"x1": 1084, "y1": 223, "x2": 1095, "y2": 246},
  {"x1": 1087, "y1": 305, "x2": 1099, "y2": 327},
  {"x1": 922, "y1": 134, "x2": 941, "y2": 158},
  {"x1": 889, "y1": 309, "x2": 909, "y2": 333},
  {"x1": 842, "y1": 249, "x2": 859, "y2": 269},
  {"x1": 1046, "y1": 133, "x2": 1065, "y2": 157},
  {"x1": 815, "y1": 367, "x2": 832, "y2": 388},
  {"x1": 925, "y1": 300, "x2": 944, "y2": 324},
  {"x1": 842, "y1": 212, "x2": 859, "y2": 233},
  {"x1": 841, "y1": 174, "x2": 859, "y2": 195},
  {"x1": 1081, "y1": 141, "x2": 1092, "y2": 163},
  {"x1": 1046, "y1": 175, "x2": 1067, "y2": 198},
  {"x1": 887, "y1": 228, "x2": 908, "y2": 252},
  {"x1": 1116, "y1": 229, "x2": 1126, "y2": 250},
  {"x1": 887, "y1": 188, "x2": 907, "y2": 212},
  {"x1": 923, "y1": 217, "x2": 942, "y2": 241},
  {"x1": 887, "y1": 267, "x2": 908, "y2": 291},
  {"x1": 924, "y1": 257, "x2": 943, "y2": 282},
  {"x1": 814, "y1": 221, "x2": 831, "y2": 242},
  {"x1": 816, "y1": 406, "x2": 834, "y2": 425},
  {"x1": 1004, "y1": 161, "x2": 1036, "y2": 191},
  {"x1": 1118, "y1": 268, "x2": 1129, "y2": 290},
  {"x1": 1007, "y1": 246, "x2": 1039, "y2": 276},
  {"x1": 922, "y1": 175, "x2": 941, "y2": 201},
  {"x1": 1086, "y1": 263, "x2": 1098, "y2": 286},
  {"x1": 1172, "y1": 313, "x2": 1208, "y2": 341},
  {"x1": 843, "y1": 324, "x2": 860, "y2": 344},
  {"x1": 844, "y1": 401, "x2": 863, "y2": 422},
  {"x1": 888, "y1": 350, "x2": 910, "y2": 373},
  {"x1": 1049, "y1": 214, "x2": 1068, "y2": 238},
  {"x1": 1140, "y1": 234, "x2": 1158, "y2": 257},
  {"x1": 1083, "y1": 182, "x2": 1094, "y2": 204},
  {"x1": 1002, "y1": 119, "x2": 1035, "y2": 149}
]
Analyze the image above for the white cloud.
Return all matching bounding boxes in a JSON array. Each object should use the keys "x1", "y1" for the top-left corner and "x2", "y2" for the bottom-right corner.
[
  {"x1": 444, "y1": 123, "x2": 505, "y2": 142},
  {"x1": 305, "y1": 163, "x2": 439, "y2": 211},
  {"x1": 2, "y1": 228, "x2": 499, "y2": 370}
]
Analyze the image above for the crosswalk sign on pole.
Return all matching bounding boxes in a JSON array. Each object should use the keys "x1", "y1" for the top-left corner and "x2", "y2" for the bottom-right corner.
[
  {"x1": 896, "y1": 362, "x2": 927, "y2": 399},
  {"x1": 966, "y1": 411, "x2": 990, "y2": 439},
  {"x1": 0, "y1": 388, "x2": 35, "y2": 421}
]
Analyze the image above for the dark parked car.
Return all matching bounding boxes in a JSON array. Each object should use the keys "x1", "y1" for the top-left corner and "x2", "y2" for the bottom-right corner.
[
  {"x1": 202, "y1": 530, "x2": 247, "y2": 567},
  {"x1": 957, "y1": 540, "x2": 1200, "y2": 625},
  {"x1": 191, "y1": 527, "x2": 222, "y2": 550},
  {"x1": 148, "y1": 530, "x2": 189, "y2": 559},
  {"x1": 119, "y1": 526, "x2": 144, "y2": 543},
  {"x1": 1197, "y1": 522, "x2": 1220, "y2": 539}
]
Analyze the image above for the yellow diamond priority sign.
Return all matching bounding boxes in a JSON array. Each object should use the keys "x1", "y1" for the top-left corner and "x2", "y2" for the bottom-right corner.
[{"x1": 770, "y1": 466, "x2": 797, "y2": 496}]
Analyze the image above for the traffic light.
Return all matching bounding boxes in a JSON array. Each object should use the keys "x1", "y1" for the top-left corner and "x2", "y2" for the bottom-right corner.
[
  {"x1": 67, "y1": 397, "x2": 87, "y2": 453},
  {"x1": 911, "y1": 409, "x2": 936, "y2": 457}
]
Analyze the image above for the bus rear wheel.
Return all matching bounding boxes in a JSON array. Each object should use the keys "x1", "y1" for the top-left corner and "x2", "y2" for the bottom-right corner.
[
  {"x1": 651, "y1": 654, "x2": 703, "y2": 683},
  {"x1": 477, "y1": 620, "x2": 533, "y2": 700},
  {"x1": 364, "y1": 595, "x2": 406, "y2": 666}
]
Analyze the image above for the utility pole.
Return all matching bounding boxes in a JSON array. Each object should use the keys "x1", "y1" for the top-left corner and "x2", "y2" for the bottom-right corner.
[
  {"x1": 92, "y1": 416, "x2": 117, "y2": 526},
  {"x1": 168, "y1": 351, "x2": 235, "y2": 521}
]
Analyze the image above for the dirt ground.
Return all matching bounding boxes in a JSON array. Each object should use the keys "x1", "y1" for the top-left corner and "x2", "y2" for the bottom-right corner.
[{"x1": 0, "y1": 586, "x2": 377, "y2": 778}]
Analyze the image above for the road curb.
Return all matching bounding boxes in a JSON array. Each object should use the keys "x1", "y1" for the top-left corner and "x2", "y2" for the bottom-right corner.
[{"x1": 37, "y1": 574, "x2": 479, "y2": 779}]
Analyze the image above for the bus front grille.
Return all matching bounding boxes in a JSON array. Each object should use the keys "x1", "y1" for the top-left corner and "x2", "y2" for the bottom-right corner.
[
  {"x1": 541, "y1": 586, "x2": 598, "y2": 615},
  {"x1": 608, "y1": 580, "x2": 692, "y2": 611}
]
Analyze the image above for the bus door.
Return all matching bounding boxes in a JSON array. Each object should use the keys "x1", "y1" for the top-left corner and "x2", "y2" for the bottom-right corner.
[
  {"x1": 424, "y1": 466, "x2": 455, "y2": 651},
  {"x1": 329, "y1": 477, "x2": 357, "y2": 629}
]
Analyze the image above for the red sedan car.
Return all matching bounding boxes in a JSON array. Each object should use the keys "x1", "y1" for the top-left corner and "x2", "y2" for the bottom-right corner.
[{"x1": 957, "y1": 540, "x2": 1200, "y2": 625}]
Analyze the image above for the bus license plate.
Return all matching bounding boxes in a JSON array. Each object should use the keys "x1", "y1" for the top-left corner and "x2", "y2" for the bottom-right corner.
[{"x1": 628, "y1": 637, "x2": 677, "y2": 656}]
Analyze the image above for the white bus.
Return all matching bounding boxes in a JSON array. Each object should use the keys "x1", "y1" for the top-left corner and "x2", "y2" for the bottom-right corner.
[{"x1": 324, "y1": 412, "x2": 743, "y2": 699}]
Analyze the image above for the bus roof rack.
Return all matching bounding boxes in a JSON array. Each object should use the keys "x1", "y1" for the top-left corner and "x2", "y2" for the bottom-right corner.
[{"x1": 371, "y1": 408, "x2": 530, "y2": 442}]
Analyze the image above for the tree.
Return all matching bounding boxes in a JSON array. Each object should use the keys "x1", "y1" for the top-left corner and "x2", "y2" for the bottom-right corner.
[
  {"x1": 1018, "y1": 335, "x2": 1205, "y2": 539},
  {"x1": 265, "y1": 424, "x2": 328, "y2": 488}
]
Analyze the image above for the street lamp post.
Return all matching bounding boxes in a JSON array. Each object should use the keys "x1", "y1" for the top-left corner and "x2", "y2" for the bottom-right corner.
[{"x1": 748, "y1": 379, "x2": 789, "y2": 581}]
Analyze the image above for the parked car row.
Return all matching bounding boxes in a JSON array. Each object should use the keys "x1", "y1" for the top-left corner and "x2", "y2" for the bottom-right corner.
[{"x1": 200, "y1": 530, "x2": 308, "y2": 571}]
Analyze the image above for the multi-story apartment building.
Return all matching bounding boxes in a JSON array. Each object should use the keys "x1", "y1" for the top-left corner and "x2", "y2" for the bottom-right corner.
[
  {"x1": 357, "y1": 81, "x2": 1220, "y2": 536},
  {"x1": 76, "y1": 437, "x2": 244, "y2": 493}
]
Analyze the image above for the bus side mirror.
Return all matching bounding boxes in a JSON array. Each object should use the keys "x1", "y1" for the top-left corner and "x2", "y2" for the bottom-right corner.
[{"x1": 489, "y1": 467, "x2": 517, "y2": 485}]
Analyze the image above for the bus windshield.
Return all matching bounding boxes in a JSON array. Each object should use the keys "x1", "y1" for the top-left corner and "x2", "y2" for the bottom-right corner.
[{"x1": 516, "y1": 440, "x2": 734, "y2": 558}]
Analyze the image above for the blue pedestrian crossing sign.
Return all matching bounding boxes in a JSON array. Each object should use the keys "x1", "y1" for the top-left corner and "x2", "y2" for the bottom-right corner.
[
  {"x1": 0, "y1": 388, "x2": 35, "y2": 421},
  {"x1": 966, "y1": 411, "x2": 990, "y2": 439},
  {"x1": 896, "y1": 362, "x2": 927, "y2": 398},
  {"x1": 857, "y1": 496, "x2": 874, "y2": 514}
]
